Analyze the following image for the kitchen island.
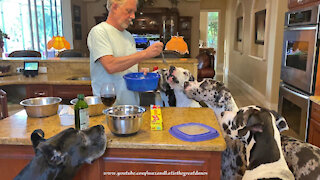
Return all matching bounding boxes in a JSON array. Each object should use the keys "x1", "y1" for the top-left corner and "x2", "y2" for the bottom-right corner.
[{"x1": 0, "y1": 106, "x2": 226, "y2": 180}]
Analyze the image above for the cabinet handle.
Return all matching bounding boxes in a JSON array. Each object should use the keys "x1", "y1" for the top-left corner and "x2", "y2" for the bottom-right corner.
[
  {"x1": 297, "y1": 0, "x2": 303, "y2": 3},
  {"x1": 35, "y1": 92, "x2": 45, "y2": 96}
]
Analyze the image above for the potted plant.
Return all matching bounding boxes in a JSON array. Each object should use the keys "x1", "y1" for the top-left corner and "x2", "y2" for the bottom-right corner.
[{"x1": 0, "y1": 29, "x2": 9, "y2": 57}]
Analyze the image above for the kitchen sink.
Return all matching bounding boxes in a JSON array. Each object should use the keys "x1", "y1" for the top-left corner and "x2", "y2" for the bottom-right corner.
[{"x1": 66, "y1": 76, "x2": 91, "y2": 81}]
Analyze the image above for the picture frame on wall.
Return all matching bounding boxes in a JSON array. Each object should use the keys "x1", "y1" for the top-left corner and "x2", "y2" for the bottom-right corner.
[
  {"x1": 255, "y1": 9, "x2": 266, "y2": 45},
  {"x1": 73, "y1": 5, "x2": 81, "y2": 22},
  {"x1": 74, "y1": 24, "x2": 82, "y2": 40},
  {"x1": 236, "y1": 17, "x2": 243, "y2": 42}
]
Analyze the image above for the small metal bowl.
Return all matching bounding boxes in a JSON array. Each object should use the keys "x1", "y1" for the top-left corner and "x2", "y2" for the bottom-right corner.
[
  {"x1": 70, "y1": 96, "x2": 106, "y2": 117},
  {"x1": 20, "y1": 97, "x2": 62, "y2": 118},
  {"x1": 103, "y1": 105, "x2": 146, "y2": 136}
]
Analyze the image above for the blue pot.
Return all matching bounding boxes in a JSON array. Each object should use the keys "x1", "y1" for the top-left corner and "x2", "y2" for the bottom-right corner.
[{"x1": 123, "y1": 72, "x2": 160, "y2": 92}]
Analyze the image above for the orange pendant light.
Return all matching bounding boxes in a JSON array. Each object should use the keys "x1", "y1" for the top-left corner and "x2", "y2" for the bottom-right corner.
[
  {"x1": 47, "y1": 36, "x2": 70, "y2": 50},
  {"x1": 165, "y1": 36, "x2": 189, "y2": 55}
]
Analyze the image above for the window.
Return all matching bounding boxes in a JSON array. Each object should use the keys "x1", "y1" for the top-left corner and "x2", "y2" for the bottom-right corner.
[
  {"x1": 207, "y1": 12, "x2": 219, "y2": 49},
  {"x1": 0, "y1": 0, "x2": 63, "y2": 57}
]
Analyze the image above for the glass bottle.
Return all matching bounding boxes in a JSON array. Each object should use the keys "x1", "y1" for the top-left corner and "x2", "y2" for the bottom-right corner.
[{"x1": 74, "y1": 94, "x2": 89, "y2": 130}]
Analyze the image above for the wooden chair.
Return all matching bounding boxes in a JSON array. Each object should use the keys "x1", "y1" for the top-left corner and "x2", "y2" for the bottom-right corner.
[
  {"x1": 8, "y1": 50, "x2": 41, "y2": 57},
  {"x1": 197, "y1": 48, "x2": 216, "y2": 81},
  {"x1": 57, "y1": 50, "x2": 83, "y2": 57},
  {"x1": 0, "y1": 89, "x2": 8, "y2": 119}
]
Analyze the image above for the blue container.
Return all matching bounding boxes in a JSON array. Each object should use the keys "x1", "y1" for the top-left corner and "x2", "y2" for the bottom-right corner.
[{"x1": 123, "y1": 72, "x2": 160, "y2": 92}]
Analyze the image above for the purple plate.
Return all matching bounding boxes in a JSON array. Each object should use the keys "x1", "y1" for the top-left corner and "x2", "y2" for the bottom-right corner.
[{"x1": 169, "y1": 122, "x2": 219, "y2": 142}]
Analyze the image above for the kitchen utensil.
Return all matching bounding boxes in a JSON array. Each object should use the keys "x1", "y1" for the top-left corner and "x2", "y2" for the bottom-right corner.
[
  {"x1": 123, "y1": 72, "x2": 160, "y2": 92},
  {"x1": 20, "y1": 97, "x2": 62, "y2": 118},
  {"x1": 70, "y1": 96, "x2": 106, "y2": 116},
  {"x1": 169, "y1": 123, "x2": 219, "y2": 142},
  {"x1": 161, "y1": 51, "x2": 168, "y2": 65},
  {"x1": 103, "y1": 105, "x2": 146, "y2": 136}
]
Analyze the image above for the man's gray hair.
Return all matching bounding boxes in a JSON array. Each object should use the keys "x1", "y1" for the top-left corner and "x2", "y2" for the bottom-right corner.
[{"x1": 106, "y1": 0, "x2": 138, "y2": 11}]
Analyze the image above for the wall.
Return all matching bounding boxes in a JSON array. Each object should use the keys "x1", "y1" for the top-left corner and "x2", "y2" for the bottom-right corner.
[
  {"x1": 199, "y1": 12, "x2": 208, "y2": 46},
  {"x1": 224, "y1": 0, "x2": 287, "y2": 109},
  {"x1": 200, "y1": 0, "x2": 227, "y2": 74},
  {"x1": 84, "y1": 0, "x2": 200, "y2": 58}
]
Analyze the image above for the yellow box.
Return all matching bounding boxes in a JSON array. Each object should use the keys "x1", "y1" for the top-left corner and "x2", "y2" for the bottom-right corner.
[{"x1": 150, "y1": 105, "x2": 163, "y2": 130}]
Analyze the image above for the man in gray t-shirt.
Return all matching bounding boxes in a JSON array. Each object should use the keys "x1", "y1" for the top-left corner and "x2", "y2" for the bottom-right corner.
[{"x1": 87, "y1": 0, "x2": 163, "y2": 105}]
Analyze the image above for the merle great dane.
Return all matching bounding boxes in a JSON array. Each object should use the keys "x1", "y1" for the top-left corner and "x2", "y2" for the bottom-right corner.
[
  {"x1": 220, "y1": 106, "x2": 295, "y2": 180},
  {"x1": 184, "y1": 78, "x2": 320, "y2": 180},
  {"x1": 15, "y1": 125, "x2": 107, "y2": 180}
]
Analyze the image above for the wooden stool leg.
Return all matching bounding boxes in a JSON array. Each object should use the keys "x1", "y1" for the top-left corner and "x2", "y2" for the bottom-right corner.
[{"x1": 0, "y1": 90, "x2": 8, "y2": 119}]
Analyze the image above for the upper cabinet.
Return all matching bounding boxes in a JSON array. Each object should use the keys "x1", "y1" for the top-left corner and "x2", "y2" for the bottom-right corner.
[{"x1": 288, "y1": 0, "x2": 320, "y2": 10}]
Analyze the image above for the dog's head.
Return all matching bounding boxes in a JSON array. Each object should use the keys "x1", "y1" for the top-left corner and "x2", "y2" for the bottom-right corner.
[
  {"x1": 220, "y1": 106, "x2": 289, "y2": 144},
  {"x1": 154, "y1": 68, "x2": 171, "y2": 92},
  {"x1": 184, "y1": 78, "x2": 232, "y2": 107},
  {"x1": 167, "y1": 66, "x2": 195, "y2": 91},
  {"x1": 31, "y1": 125, "x2": 107, "y2": 168}
]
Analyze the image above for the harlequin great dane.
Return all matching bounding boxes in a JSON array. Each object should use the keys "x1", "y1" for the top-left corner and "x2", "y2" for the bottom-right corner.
[
  {"x1": 166, "y1": 66, "x2": 201, "y2": 107},
  {"x1": 220, "y1": 106, "x2": 295, "y2": 180},
  {"x1": 15, "y1": 125, "x2": 107, "y2": 180},
  {"x1": 184, "y1": 78, "x2": 320, "y2": 180},
  {"x1": 154, "y1": 68, "x2": 176, "y2": 107}
]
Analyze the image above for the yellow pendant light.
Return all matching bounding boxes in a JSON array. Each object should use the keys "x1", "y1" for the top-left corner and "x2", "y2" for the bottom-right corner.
[{"x1": 47, "y1": 36, "x2": 70, "y2": 50}]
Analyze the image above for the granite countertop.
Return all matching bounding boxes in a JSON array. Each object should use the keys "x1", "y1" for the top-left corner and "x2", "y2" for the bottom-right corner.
[
  {"x1": 0, "y1": 74, "x2": 91, "y2": 86},
  {"x1": 0, "y1": 106, "x2": 226, "y2": 152},
  {"x1": 310, "y1": 96, "x2": 320, "y2": 105}
]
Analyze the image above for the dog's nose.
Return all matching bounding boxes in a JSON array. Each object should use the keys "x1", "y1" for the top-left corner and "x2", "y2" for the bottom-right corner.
[{"x1": 184, "y1": 81, "x2": 189, "y2": 89}]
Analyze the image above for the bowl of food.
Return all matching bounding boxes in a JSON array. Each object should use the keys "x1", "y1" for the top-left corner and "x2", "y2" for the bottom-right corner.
[
  {"x1": 70, "y1": 96, "x2": 106, "y2": 116},
  {"x1": 20, "y1": 97, "x2": 62, "y2": 118},
  {"x1": 103, "y1": 105, "x2": 146, "y2": 136},
  {"x1": 123, "y1": 72, "x2": 160, "y2": 92}
]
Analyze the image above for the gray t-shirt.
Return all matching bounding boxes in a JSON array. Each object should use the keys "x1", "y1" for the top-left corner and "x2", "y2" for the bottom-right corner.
[{"x1": 87, "y1": 22, "x2": 139, "y2": 105}]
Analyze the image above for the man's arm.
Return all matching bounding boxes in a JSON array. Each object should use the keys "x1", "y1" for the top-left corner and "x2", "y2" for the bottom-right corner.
[{"x1": 98, "y1": 42, "x2": 163, "y2": 74}]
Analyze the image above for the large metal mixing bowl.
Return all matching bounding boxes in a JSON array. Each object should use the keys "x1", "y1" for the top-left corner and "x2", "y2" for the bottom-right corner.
[
  {"x1": 20, "y1": 97, "x2": 62, "y2": 118},
  {"x1": 70, "y1": 96, "x2": 106, "y2": 116},
  {"x1": 103, "y1": 105, "x2": 146, "y2": 136}
]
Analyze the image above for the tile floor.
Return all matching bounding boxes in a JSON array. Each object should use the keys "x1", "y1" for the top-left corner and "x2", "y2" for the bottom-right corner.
[{"x1": 8, "y1": 74, "x2": 265, "y2": 116}]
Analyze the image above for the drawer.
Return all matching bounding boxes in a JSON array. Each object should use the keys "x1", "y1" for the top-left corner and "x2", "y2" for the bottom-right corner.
[
  {"x1": 53, "y1": 85, "x2": 92, "y2": 99},
  {"x1": 26, "y1": 84, "x2": 53, "y2": 98}
]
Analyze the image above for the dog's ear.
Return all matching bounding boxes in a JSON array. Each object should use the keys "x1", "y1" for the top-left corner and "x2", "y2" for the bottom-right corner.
[
  {"x1": 38, "y1": 144, "x2": 66, "y2": 166},
  {"x1": 270, "y1": 110, "x2": 289, "y2": 132},
  {"x1": 246, "y1": 113, "x2": 264, "y2": 133},
  {"x1": 188, "y1": 74, "x2": 195, "y2": 81},
  {"x1": 31, "y1": 129, "x2": 46, "y2": 150}
]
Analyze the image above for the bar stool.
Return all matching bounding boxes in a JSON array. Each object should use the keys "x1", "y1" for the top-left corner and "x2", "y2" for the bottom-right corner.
[
  {"x1": 8, "y1": 50, "x2": 41, "y2": 57},
  {"x1": 0, "y1": 89, "x2": 8, "y2": 119}
]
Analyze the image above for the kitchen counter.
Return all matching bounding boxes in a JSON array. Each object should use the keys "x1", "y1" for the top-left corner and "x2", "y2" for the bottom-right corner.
[
  {"x1": 0, "y1": 107, "x2": 225, "y2": 180},
  {"x1": 0, "y1": 74, "x2": 90, "y2": 86},
  {"x1": 310, "y1": 96, "x2": 320, "y2": 105},
  {"x1": 0, "y1": 106, "x2": 226, "y2": 151}
]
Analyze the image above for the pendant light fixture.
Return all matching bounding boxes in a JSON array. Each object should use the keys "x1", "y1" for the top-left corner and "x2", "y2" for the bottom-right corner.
[{"x1": 47, "y1": 0, "x2": 70, "y2": 51}]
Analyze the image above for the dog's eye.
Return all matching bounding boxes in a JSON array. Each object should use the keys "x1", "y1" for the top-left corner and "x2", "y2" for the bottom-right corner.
[{"x1": 183, "y1": 72, "x2": 188, "y2": 76}]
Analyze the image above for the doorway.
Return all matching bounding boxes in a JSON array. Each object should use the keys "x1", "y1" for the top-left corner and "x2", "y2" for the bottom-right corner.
[{"x1": 200, "y1": 11, "x2": 219, "y2": 71}]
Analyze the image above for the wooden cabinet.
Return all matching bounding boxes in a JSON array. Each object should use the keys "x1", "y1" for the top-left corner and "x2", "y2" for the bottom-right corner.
[
  {"x1": 26, "y1": 84, "x2": 53, "y2": 98},
  {"x1": 178, "y1": 16, "x2": 192, "y2": 57},
  {"x1": 288, "y1": 0, "x2": 320, "y2": 10},
  {"x1": 25, "y1": 84, "x2": 92, "y2": 101},
  {"x1": 52, "y1": 85, "x2": 92, "y2": 100},
  {"x1": 309, "y1": 102, "x2": 320, "y2": 147},
  {"x1": 1, "y1": 145, "x2": 221, "y2": 180}
]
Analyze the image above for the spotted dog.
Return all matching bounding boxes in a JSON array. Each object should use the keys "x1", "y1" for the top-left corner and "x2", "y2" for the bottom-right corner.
[
  {"x1": 154, "y1": 68, "x2": 176, "y2": 107},
  {"x1": 166, "y1": 66, "x2": 201, "y2": 107},
  {"x1": 184, "y1": 78, "x2": 246, "y2": 179},
  {"x1": 184, "y1": 78, "x2": 238, "y2": 121},
  {"x1": 15, "y1": 125, "x2": 107, "y2": 180},
  {"x1": 281, "y1": 135, "x2": 320, "y2": 180},
  {"x1": 220, "y1": 106, "x2": 295, "y2": 180}
]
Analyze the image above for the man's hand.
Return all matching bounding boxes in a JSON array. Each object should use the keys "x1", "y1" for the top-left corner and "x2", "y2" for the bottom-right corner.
[{"x1": 144, "y1": 42, "x2": 164, "y2": 59}]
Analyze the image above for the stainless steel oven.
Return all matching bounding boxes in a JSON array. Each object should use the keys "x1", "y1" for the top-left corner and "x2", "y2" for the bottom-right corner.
[
  {"x1": 279, "y1": 5, "x2": 320, "y2": 142},
  {"x1": 281, "y1": 5, "x2": 319, "y2": 93},
  {"x1": 279, "y1": 83, "x2": 310, "y2": 141}
]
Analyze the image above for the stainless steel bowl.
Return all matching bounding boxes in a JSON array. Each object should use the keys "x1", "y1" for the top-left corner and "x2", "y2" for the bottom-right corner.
[
  {"x1": 103, "y1": 105, "x2": 146, "y2": 136},
  {"x1": 20, "y1": 97, "x2": 62, "y2": 118},
  {"x1": 70, "y1": 96, "x2": 106, "y2": 116}
]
